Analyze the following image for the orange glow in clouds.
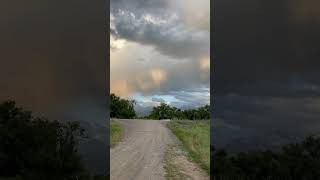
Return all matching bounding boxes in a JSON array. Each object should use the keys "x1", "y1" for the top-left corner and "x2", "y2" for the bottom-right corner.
[
  {"x1": 150, "y1": 69, "x2": 167, "y2": 85},
  {"x1": 111, "y1": 80, "x2": 131, "y2": 97},
  {"x1": 199, "y1": 57, "x2": 210, "y2": 71}
]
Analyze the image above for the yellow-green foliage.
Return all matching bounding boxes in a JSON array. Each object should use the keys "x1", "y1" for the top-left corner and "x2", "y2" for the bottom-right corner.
[
  {"x1": 110, "y1": 120, "x2": 123, "y2": 147},
  {"x1": 168, "y1": 120, "x2": 210, "y2": 173}
]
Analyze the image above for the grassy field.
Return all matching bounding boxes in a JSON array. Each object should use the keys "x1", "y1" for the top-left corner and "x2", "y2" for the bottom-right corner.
[
  {"x1": 110, "y1": 120, "x2": 123, "y2": 147},
  {"x1": 167, "y1": 120, "x2": 210, "y2": 173}
]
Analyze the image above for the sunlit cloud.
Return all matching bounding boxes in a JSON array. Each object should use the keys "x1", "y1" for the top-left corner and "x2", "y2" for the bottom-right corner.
[
  {"x1": 150, "y1": 69, "x2": 167, "y2": 85},
  {"x1": 111, "y1": 80, "x2": 131, "y2": 97},
  {"x1": 135, "y1": 69, "x2": 167, "y2": 92},
  {"x1": 110, "y1": 0, "x2": 210, "y2": 114},
  {"x1": 199, "y1": 57, "x2": 210, "y2": 72},
  {"x1": 136, "y1": 78, "x2": 154, "y2": 91},
  {"x1": 142, "y1": 14, "x2": 170, "y2": 25},
  {"x1": 110, "y1": 35, "x2": 126, "y2": 50},
  {"x1": 167, "y1": 0, "x2": 210, "y2": 31}
]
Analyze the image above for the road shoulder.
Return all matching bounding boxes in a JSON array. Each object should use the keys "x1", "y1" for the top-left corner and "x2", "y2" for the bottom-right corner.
[
  {"x1": 110, "y1": 120, "x2": 123, "y2": 147},
  {"x1": 164, "y1": 144, "x2": 209, "y2": 180}
]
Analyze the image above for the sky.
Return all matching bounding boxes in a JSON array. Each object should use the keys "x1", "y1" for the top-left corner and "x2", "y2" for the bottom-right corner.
[
  {"x1": 0, "y1": 0, "x2": 108, "y2": 174},
  {"x1": 0, "y1": 0, "x2": 108, "y2": 124},
  {"x1": 213, "y1": 0, "x2": 320, "y2": 152},
  {"x1": 2, "y1": 0, "x2": 319, "y2": 168},
  {"x1": 110, "y1": 0, "x2": 210, "y2": 115}
]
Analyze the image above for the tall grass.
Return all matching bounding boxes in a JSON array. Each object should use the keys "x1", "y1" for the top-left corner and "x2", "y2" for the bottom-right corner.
[
  {"x1": 110, "y1": 120, "x2": 123, "y2": 147},
  {"x1": 167, "y1": 120, "x2": 210, "y2": 173}
]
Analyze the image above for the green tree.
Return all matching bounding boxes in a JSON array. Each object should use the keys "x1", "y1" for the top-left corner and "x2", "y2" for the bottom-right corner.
[
  {"x1": 212, "y1": 135, "x2": 320, "y2": 179},
  {"x1": 110, "y1": 94, "x2": 136, "y2": 119},
  {"x1": 0, "y1": 101, "x2": 87, "y2": 180},
  {"x1": 148, "y1": 103, "x2": 210, "y2": 120},
  {"x1": 149, "y1": 103, "x2": 175, "y2": 120}
]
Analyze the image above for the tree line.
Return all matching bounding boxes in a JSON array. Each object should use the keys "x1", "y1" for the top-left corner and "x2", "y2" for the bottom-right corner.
[
  {"x1": 148, "y1": 103, "x2": 210, "y2": 120},
  {"x1": 212, "y1": 135, "x2": 320, "y2": 180},
  {"x1": 110, "y1": 93, "x2": 210, "y2": 120},
  {"x1": 0, "y1": 101, "x2": 105, "y2": 180}
]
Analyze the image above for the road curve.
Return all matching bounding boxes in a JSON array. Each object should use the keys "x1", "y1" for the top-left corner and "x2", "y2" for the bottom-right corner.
[{"x1": 110, "y1": 119, "x2": 176, "y2": 180}]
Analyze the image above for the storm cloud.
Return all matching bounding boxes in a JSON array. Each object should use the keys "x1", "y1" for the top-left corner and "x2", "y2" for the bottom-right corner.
[
  {"x1": 0, "y1": 0, "x2": 107, "y2": 121},
  {"x1": 0, "y1": 0, "x2": 108, "y2": 174},
  {"x1": 213, "y1": 0, "x2": 320, "y2": 152},
  {"x1": 110, "y1": 0, "x2": 210, "y2": 114}
]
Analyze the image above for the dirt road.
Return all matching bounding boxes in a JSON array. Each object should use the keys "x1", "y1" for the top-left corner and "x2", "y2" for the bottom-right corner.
[{"x1": 110, "y1": 119, "x2": 176, "y2": 180}]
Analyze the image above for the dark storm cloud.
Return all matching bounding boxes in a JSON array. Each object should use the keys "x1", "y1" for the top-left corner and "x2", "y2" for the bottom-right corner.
[
  {"x1": 111, "y1": 11, "x2": 209, "y2": 60},
  {"x1": 0, "y1": 0, "x2": 107, "y2": 122},
  {"x1": 110, "y1": 0, "x2": 210, "y2": 110},
  {"x1": 213, "y1": 0, "x2": 320, "y2": 151},
  {"x1": 110, "y1": 0, "x2": 210, "y2": 60},
  {"x1": 215, "y1": 95, "x2": 320, "y2": 129},
  {"x1": 214, "y1": 0, "x2": 320, "y2": 97},
  {"x1": 111, "y1": 0, "x2": 167, "y2": 12},
  {"x1": 213, "y1": 95, "x2": 320, "y2": 152},
  {"x1": 0, "y1": 0, "x2": 108, "y2": 174}
]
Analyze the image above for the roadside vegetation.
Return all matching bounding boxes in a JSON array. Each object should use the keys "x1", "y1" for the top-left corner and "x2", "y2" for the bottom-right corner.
[
  {"x1": 110, "y1": 94, "x2": 211, "y2": 177},
  {"x1": 110, "y1": 94, "x2": 136, "y2": 119},
  {"x1": 149, "y1": 103, "x2": 210, "y2": 120},
  {"x1": 164, "y1": 145, "x2": 190, "y2": 180},
  {"x1": 0, "y1": 100, "x2": 106, "y2": 180},
  {"x1": 110, "y1": 94, "x2": 210, "y2": 120},
  {"x1": 167, "y1": 120, "x2": 210, "y2": 173},
  {"x1": 110, "y1": 120, "x2": 123, "y2": 147},
  {"x1": 110, "y1": 93, "x2": 320, "y2": 179},
  {"x1": 212, "y1": 135, "x2": 320, "y2": 180}
]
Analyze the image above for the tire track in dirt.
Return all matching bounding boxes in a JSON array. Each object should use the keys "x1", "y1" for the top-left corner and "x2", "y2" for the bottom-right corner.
[{"x1": 110, "y1": 119, "x2": 176, "y2": 180}]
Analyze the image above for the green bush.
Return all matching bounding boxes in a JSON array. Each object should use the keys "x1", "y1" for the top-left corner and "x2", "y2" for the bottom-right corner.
[
  {"x1": 110, "y1": 121, "x2": 123, "y2": 147},
  {"x1": 212, "y1": 136, "x2": 320, "y2": 179},
  {"x1": 110, "y1": 94, "x2": 136, "y2": 119},
  {"x1": 168, "y1": 120, "x2": 210, "y2": 173},
  {"x1": 0, "y1": 101, "x2": 88, "y2": 180},
  {"x1": 149, "y1": 103, "x2": 210, "y2": 120}
]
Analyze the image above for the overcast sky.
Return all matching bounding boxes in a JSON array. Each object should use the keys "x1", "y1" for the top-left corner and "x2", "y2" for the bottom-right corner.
[
  {"x1": 0, "y1": 0, "x2": 108, "y2": 124},
  {"x1": 0, "y1": 1, "x2": 108, "y2": 173},
  {"x1": 213, "y1": 0, "x2": 320, "y2": 151},
  {"x1": 110, "y1": 0, "x2": 210, "y2": 115}
]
